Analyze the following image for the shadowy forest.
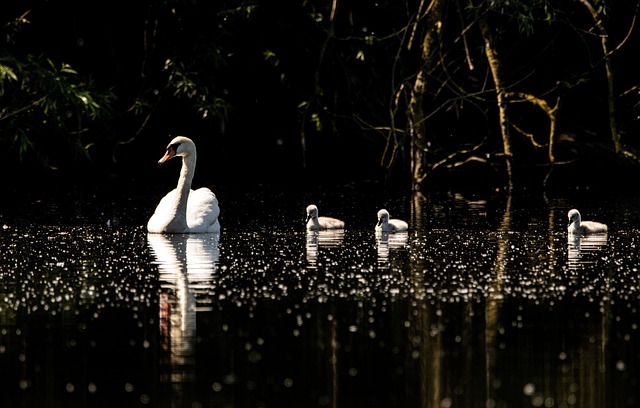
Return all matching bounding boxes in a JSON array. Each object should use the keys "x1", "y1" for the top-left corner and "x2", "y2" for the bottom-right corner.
[{"x1": 2, "y1": 0, "x2": 640, "y2": 192}]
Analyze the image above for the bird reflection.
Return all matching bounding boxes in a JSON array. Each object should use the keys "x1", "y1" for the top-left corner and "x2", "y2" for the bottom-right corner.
[
  {"x1": 305, "y1": 230, "x2": 345, "y2": 268},
  {"x1": 376, "y1": 231, "x2": 409, "y2": 266},
  {"x1": 567, "y1": 233, "x2": 607, "y2": 269},
  {"x1": 147, "y1": 233, "x2": 220, "y2": 384}
]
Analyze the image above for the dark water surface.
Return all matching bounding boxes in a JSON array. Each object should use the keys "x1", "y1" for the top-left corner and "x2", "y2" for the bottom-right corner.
[{"x1": 0, "y1": 184, "x2": 639, "y2": 407}]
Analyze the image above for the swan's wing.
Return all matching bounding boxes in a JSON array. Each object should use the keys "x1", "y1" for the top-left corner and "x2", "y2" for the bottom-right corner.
[
  {"x1": 152, "y1": 190, "x2": 177, "y2": 213},
  {"x1": 148, "y1": 189, "x2": 182, "y2": 233},
  {"x1": 186, "y1": 188, "x2": 220, "y2": 232}
]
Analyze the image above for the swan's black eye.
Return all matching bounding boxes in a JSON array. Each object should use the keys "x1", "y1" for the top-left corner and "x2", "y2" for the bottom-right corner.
[{"x1": 164, "y1": 142, "x2": 181, "y2": 157}]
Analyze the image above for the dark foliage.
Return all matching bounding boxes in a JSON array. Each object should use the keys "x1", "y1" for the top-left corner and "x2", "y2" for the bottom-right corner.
[{"x1": 1, "y1": 0, "x2": 640, "y2": 191}]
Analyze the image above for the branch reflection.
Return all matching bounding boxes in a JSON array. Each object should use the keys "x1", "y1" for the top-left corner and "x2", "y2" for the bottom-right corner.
[{"x1": 147, "y1": 233, "x2": 220, "y2": 386}]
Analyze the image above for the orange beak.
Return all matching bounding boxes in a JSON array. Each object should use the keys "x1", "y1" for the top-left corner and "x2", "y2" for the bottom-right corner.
[{"x1": 158, "y1": 145, "x2": 177, "y2": 164}]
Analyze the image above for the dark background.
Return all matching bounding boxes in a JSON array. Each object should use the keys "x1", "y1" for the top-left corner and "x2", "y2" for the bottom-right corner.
[{"x1": 2, "y1": 0, "x2": 640, "y2": 193}]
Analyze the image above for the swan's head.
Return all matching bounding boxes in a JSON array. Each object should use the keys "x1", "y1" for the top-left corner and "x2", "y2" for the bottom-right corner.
[
  {"x1": 158, "y1": 136, "x2": 196, "y2": 164},
  {"x1": 306, "y1": 204, "x2": 318, "y2": 222},
  {"x1": 377, "y1": 209, "x2": 390, "y2": 226},
  {"x1": 568, "y1": 209, "x2": 581, "y2": 226}
]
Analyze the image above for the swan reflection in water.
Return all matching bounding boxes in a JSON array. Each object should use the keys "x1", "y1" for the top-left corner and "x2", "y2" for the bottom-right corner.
[
  {"x1": 305, "y1": 230, "x2": 345, "y2": 268},
  {"x1": 375, "y1": 231, "x2": 409, "y2": 266},
  {"x1": 567, "y1": 233, "x2": 608, "y2": 269},
  {"x1": 147, "y1": 233, "x2": 220, "y2": 384}
]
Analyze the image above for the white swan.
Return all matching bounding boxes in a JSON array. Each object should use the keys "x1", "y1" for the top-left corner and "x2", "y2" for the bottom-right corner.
[
  {"x1": 375, "y1": 209, "x2": 408, "y2": 232},
  {"x1": 567, "y1": 209, "x2": 607, "y2": 235},
  {"x1": 147, "y1": 136, "x2": 220, "y2": 233},
  {"x1": 305, "y1": 204, "x2": 345, "y2": 230}
]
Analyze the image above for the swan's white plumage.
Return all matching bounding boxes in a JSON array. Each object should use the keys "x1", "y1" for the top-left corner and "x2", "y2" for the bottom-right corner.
[
  {"x1": 149, "y1": 188, "x2": 220, "y2": 233},
  {"x1": 375, "y1": 209, "x2": 408, "y2": 232},
  {"x1": 147, "y1": 136, "x2": 220, "y2": 234},
  {"x1": 567, "y1": 208, "x2": 606, "y2": 235},
  {"x1": 305, "y1": 204, "x2": 344, "y2": 231}
]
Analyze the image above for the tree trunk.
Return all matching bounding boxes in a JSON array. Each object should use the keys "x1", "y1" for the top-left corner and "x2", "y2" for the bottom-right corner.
[
  {"x1": 577, "y1": 0, "x2": 620, "y2": 153},
  {"x1": 477, "y1": 17, "x2": 514, "y2": 192},
  {"x1": 407, "y1": 0, "x2": 445, "y2": 190}
]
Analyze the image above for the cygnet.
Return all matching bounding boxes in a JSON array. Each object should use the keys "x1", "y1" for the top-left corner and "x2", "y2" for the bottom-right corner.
[
  {"x1": 375, "y1": 209, "x2": 408, "y2": 233},
  {"x1": 306, "y1": 204, "x2": 345, "y2": 231},
  {"x1": 567, "y1": 209, "x2": 607, "y2": 235}
]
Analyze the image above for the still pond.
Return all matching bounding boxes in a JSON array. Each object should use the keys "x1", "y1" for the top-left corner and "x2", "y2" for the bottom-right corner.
[{"x1": 0, "y1": 184, "x2": 638, "y2": 407}]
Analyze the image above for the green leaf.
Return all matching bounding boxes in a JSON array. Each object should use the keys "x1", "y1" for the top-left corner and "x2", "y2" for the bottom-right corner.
[{"x1": 0, "y1": 64, "x2": 18, "y2": 81}]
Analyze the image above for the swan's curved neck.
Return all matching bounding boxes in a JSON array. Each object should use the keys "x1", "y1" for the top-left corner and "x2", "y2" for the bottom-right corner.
[{"x1": 174, "y1": 152, "x2": 196, "y2": 216}]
